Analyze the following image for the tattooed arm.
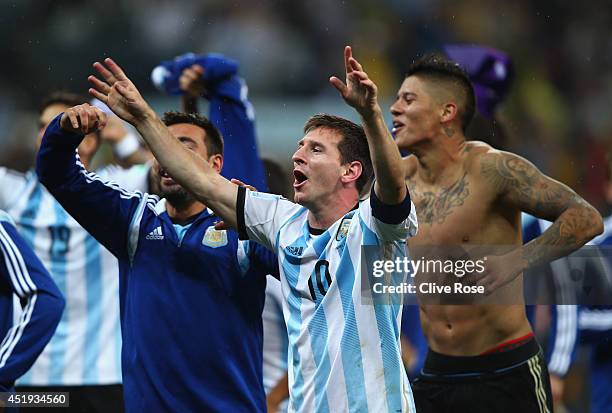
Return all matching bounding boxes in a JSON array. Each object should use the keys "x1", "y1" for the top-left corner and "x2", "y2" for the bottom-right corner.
[{"x1": 481, "y1": 150, "x2": 603, "y2": 268}]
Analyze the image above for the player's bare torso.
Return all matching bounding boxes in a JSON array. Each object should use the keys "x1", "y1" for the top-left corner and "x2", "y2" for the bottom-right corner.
[{"x1": 404, "y1": 141, "x2": 532, "y2": 356}]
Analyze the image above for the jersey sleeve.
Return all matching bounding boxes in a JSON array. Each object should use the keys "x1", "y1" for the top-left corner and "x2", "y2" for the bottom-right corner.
[
  {"x1": 358, "y1": 185, "x2": 418, "y2": 243},
  {"x1": 0, "y1": 217, "x2": 65, "y2": 390},
  {"x1": 36, "y1": 114, "x2": 151, "y2": 260},
  {"x1": 237, "y1": 187, "x2": 304, "y2": 252}
]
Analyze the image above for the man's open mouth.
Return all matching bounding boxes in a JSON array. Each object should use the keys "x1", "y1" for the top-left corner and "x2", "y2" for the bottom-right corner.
[
  {"x1": 293, "y1": 170, "x2": 308, "y2": 188},
  {"x1": 160, "y1": 169, "x2": 176, "y2": 184},
  {"x1": 392, "y1": 120, "x2": 405, "y2": 133}
]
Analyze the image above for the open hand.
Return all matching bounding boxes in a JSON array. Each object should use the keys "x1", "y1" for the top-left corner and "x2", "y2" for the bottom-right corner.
[
  {"x1": 330, "y1": 46, "x2": 379, "y2": 117},
  {"x1": 60, "y1": 103, "x2": 107, "y2": 135},
  {"x1": 88, "y1": 58, "x2": 154, "y2": 125}
]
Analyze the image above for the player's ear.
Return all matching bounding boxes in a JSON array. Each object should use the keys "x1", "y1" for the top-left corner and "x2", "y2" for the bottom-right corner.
[
  {"x1": 209, "y1": 154, "x2": 223, "y2": 173},
  {"x1": 440, "y1": 102, "x2": 458, "y2": 124},
  {"x1": 341, "y1": 160, "x2": 362, "y2": 186}
]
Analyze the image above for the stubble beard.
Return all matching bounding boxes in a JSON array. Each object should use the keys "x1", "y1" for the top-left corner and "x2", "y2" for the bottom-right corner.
[{"x1": 159, "y1": 184, "x2": 197, "y2": 210}]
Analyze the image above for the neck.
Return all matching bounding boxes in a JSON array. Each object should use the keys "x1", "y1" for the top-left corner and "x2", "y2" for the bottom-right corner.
[
  {"x1": 306, "y1": 191, "x2": 359, "y2": 231},
  {"x1": 166, "y1": 200, "x2": 206, "y2": 225},
  {"x1": 407, "y1": 134, "x2": 466, "y2": 183}
]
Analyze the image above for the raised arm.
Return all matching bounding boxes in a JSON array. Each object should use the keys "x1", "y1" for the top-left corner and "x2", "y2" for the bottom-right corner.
[
  {"x1": 88, "y1": 58, "x2": 240, "y2": 229},
  {"x1": 37, "y1": 104, "x2": 148, "y2": 259},
  {"x1": 330, "y1": 46, "x2": 406, "y2": 204}
]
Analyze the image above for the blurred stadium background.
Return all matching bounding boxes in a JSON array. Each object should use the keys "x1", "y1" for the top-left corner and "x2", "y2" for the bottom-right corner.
[{"x1": 1, "y1": 1, "x2": 610, "y2": 410}]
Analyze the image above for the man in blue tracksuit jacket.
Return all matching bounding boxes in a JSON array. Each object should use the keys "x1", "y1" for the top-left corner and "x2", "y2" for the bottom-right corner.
[
  {"x1": 581, "y1": 217, "x2": 612, "y2": 413},
  {"x1": 523, "y1": 213, "x2": 612, "y2": 412},
  {"x1": 0, "y1": 210, "x2": 64, "y2": 392},
  {"x1": 37, "y1": 107, "x2": 277, "y2": 412}
]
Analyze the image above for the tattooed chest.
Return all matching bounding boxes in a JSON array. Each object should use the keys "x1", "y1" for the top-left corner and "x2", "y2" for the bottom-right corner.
[{"x1": 407, "y1": 173, "x2": 473, "y2": 226}]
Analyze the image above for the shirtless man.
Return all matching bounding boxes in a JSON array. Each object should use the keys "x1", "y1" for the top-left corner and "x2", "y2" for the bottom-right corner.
[{"x1": 391, "y1": 53, "x2": 603, "y2": 412}]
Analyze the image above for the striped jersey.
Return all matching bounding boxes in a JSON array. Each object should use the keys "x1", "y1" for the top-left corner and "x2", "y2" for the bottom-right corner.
[
  {"x1": 0, "y1": 167, "x2": 124, "y2": 386},
  {"x1": 0, "y1": 210, "x2": 64, "y2": 390},
  {"x1": 263, "y1": 275, "x2": 289, "y2": 413},
  {"x1": 237, "y1": 187, "x2": 418, "y2": 413}
]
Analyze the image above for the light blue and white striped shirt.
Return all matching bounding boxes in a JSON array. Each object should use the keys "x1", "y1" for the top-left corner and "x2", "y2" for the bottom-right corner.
[
  {"x1": 0, "y1": 166, "x2": 145, "y2": 386},
  {"x1": 239, "y1": 187, "x2": 418, "y2": 413}
]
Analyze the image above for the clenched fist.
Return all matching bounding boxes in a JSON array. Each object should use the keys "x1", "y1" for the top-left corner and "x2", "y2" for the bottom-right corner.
[{"x1": 60, "y1": 103, "x2": 107, "y2": 135}]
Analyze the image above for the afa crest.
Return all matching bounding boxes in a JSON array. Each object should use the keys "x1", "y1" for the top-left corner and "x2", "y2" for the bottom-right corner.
[
  {"x1": 202, "y1": 226, "x2": 228, "y2": 248},
  {"x1": 335, "y1": 218, "x2": 351, "y2": 242}
]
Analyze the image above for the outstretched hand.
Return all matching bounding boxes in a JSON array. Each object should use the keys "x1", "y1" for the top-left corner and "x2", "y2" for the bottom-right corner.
[
  {"x1": 88, "y1": 58, "x2": 154, "y2": 125},
  {"x1": 330, "y1": 46, "x2": 379, "y2": 117},
  {"x1": 60, "y1": 103, "x2": 107, "y2": 135}
]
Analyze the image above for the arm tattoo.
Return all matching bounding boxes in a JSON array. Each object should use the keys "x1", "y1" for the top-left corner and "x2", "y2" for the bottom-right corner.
[
  {"x1": 481, "y1": 152, "x2": 602, "y2": 267},
  {"x1": 407, "y1": 173, "x2": 469, "y2": 225},
  {"x1": 480, "y1": 153, "x2": 567, "y2": 213}
]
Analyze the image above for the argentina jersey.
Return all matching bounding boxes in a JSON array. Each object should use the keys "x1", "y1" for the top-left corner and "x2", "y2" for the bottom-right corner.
[
  {"x1": 0, "y1": 167, "x2": 122, "y2": 386},
  {"x1": 237, "y1": 187, "x2": 418, "y2": 413}
]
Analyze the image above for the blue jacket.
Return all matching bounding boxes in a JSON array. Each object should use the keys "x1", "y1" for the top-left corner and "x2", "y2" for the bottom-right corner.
[
  {"x1": 37, "y1": 115, "x2": 278, "y2": 412},
  {"x1": 0, "y1": 211, "x2": 64, "y2": 391}
]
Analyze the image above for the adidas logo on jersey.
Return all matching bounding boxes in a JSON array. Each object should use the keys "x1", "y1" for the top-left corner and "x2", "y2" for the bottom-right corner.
[
  {"x1": 146, "y1": 226, "x2": 164, "y2": 240},
  {"x1": 285, "y1": 246, "x2": 304, "y2": 256}
]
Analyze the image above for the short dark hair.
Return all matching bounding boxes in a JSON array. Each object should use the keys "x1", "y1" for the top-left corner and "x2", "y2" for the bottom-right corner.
[
  {"x1": 39, "y1": 91, "x2": 87, "y2": 114},
  {"x1": 303, "y1": 114, "x2": 373, "y2": 194},
  {"x1": 162, "y1": 111, "x2": 224, "y2": 156},
  {"x1": 406, "y1": 53, "x2": 476, "y2": 133}
]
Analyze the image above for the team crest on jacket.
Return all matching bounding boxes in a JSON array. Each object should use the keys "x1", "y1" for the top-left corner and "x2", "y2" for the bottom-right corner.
[{"x1": 202, "y1": 226, "x2": 228, "y2": 248}]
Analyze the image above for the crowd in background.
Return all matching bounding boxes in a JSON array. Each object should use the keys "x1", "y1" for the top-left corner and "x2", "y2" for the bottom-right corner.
[{"x1": 1, "y1": 0, "x2": 610, "y2": 213}]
